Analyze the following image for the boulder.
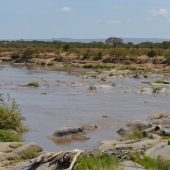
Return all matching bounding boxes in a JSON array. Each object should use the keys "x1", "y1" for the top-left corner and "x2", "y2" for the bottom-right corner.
[
  {"x1": 53, "y1": 124, "x2": 97, "y2": 137},
  {"x1": 139, "y1": 87, "x2": 153, "y2": 94},
  {"x1": 13, "y1": 142, "x2": 43, "y2": 155},
  {"x1": 53, "y1": 127, "x2": 84, "y2": 137},
  {"x1": 149, "y1": 113, "x2": 168, "y2": 120},
  {"x1": 145, "y1": 142, "x2": 170, "y2": 160},
  {"x1": 149, "y1": 113, "x2": 170, "y2": 126},
  {"x1": 117, "y1": 120, "x2": 151, "y2": 136},
  {"x1": 121, "y1": 160, "x2": 146, "y2": 170},
  {"x1": 82, "y1": 123, "x2": 97, "y2": 130}
]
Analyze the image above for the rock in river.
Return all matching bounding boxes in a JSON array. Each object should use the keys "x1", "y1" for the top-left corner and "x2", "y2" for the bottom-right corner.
[{"x1": 117, "y1": 120, "x2": 151, "y2": 136}]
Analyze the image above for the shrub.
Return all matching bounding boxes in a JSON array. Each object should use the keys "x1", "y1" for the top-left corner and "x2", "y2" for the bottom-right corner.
[
  {"x1": 0, "y1": 95, "x2": 24, "y2": 131},
  {"x1": 148, "y1": 50, "x2": 157, "y2": 57},
  {"x1": 74, "y1": 155, "x2": 122, "y2": 170},
  {"x1": 26, "y1": 82, "x2": 39, "y2": 88}
]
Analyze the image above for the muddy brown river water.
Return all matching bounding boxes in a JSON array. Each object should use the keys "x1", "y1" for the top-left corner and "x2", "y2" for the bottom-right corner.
[{"x1": 0, "y1": 64, "x2": 170, "y2": 152}]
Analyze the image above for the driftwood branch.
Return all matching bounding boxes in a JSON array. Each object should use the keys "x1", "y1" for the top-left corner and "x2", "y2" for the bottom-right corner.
[{"x1": 66, "y1": 150, "x2": 83, "y2": 170}]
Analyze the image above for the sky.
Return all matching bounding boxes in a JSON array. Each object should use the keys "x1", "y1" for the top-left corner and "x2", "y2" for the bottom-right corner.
[{"x1": 0, "y1": 0, "x2": 170, "y2": 39}]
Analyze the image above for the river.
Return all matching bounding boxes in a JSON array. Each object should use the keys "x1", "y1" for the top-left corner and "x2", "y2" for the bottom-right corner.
[{"x1": 0, "y1": 64, "x2": 169, "y2": 152}]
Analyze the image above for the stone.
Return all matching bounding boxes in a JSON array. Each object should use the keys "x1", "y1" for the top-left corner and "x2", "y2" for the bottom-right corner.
[
  {"x1": 82, "y1": 123, "x2": 97, "y2": 130},
  {"x1": 149, "y1": 113, "x2": 170, "y2": 125},
  {"x1": 121, "y1": 160, "x2": 146, "y2": 170},
  {"x1": 149, "y1": 112, "x2": 168, "y2": 120},
  {"x1": 117, "y1": 120, "x2": 151, "y2": 136},
  {"x1": 13, "y1": 142, "x2": 43, "y2": 155},
  {"x1": 53, "y1": 127, "x2": 84, "y2": 137},
  {"x1": 145, "y1": 142, "x2": 170, "y2": 160}
]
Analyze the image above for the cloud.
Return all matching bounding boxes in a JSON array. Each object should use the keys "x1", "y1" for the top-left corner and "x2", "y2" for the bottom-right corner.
[
  {"x1": 106, "y1": 19, "x2": 121, "y2": 24},
  {"x1": 151, "y1": 8, "x2": 169, "y2": 17},
  {"x1": 60, "y1": 6, "x2": 72, "y2": 12}
]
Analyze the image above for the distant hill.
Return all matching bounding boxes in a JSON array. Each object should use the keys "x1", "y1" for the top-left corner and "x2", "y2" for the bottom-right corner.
[{"x1": 53, "y1": 38, "x2": 170, "y2": 44}]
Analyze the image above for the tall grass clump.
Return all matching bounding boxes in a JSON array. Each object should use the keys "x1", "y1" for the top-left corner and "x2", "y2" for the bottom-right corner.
[
  {"x1": 74, "y1": 155, "x2": 122, "y2": 170},
  {"x1": 0, "y1": 94, "x2": 25, "y2": 141},
  {"x1": 133, "y1": 153, "x2": 170, "y2": 170}
]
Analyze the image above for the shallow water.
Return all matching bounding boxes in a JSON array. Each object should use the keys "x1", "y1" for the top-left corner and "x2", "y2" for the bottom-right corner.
[{"x1": 0, "y1": 64, "x2": 170, "y2": 152}]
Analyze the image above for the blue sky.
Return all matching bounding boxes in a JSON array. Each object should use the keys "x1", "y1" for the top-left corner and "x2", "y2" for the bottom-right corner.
[{"x1": 0, "y1": 0, "x2": 170, "y2": 39}]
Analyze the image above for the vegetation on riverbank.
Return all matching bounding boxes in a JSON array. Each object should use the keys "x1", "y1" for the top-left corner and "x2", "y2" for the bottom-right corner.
[
  {"x1": 26, "y1": 82, "x2": 40, "y2": 88},
  {"x1": 74, "y1": 155, "x2": 122, "y2": 170},
  {"x1": 0, "y1": 39, "x2": 170, "y2": 72},
  {"x1": 134, "y1": 153, "x2": 170, "y2": 170},
  {"x1": 0, "y1": 95, "x2": 25, "y2": 142}
]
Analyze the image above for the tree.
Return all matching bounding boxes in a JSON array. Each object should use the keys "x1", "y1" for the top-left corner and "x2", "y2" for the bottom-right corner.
[
  {"x1": 63, "y1": 44, "x2": 70, "y2": 52},
  {"x1": 148, "y1": 50, "x2": 157, "y2": 58},
  {"x1": 105, "y1": 37, "x2": 124, "y2": 47}
]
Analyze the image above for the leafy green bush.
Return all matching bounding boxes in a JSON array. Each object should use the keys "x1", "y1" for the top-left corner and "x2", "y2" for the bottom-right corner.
[
  {"x1": 0, "y1": 130, "x2": 21, "y2": 142},
  {"x1": 74, "y1": 155, "x2": 122, "y2": 170}
]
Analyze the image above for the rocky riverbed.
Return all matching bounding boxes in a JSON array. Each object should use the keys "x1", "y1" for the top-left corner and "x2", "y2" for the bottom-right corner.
[
  {"x1": 0, "y1": 113, "x2": 170, "y2": 170},
  {"x1": 0, "y1": 64, "x2": 170, "y2": 169}
]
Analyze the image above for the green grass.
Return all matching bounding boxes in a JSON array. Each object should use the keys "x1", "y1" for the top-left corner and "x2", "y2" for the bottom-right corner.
[
  {"x1": 20, "y1": 148, "x2": 40, "y2": 160},
  {"x1": 0, "y1": 130, "x2": 21, "y2": 142},
  {"x1": 74, "y1": 155, "x2": 122, "y2": 170},
  {"x1": 127, "y1": 131, "x2": 145, "y2": 140},
  {"x1": 134, "y1": 155, "x2": 170, "y2": 170},
  {"x1": 152, "y1": 86, "x2": 163, "y2": 93},
  {"x1": 26, "y1": 82, "x2": 40, "y2": 87}
]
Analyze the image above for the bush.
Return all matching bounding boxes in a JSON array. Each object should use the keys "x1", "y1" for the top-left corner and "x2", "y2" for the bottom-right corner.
[
  {"x1": 148, "y1": 50, "x2": 157, "y2": 57},
  {"x1": 0, "y1": 95, "x2": 24, "y2": 131},
  {"x1": 26, "y1": 82, "x2": 39, "y2": 88},
  {"x1": 0, "y1": 130, "x2": 21, "y2": 142},
  {"x1": 74, "y1": 155, "x2": 122, "y2": 170}
]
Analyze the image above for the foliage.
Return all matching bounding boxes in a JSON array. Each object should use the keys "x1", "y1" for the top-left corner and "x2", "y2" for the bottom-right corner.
[
  {"x1": 152, "y1": 86, "x2": 163, "y2": 93},
  {"x1": 0, "y1": 130, "x2": 21, "y2": 142},
  {"x1": 128, "y1": 131, "x2": 145, "y2": 140},
  {"x1": 0, "y1": 94, "x2": 24, "y2": 131},
  {"x1": 26, "y1": 82, "x2": 40, "y2": 87},
  {"x1": 134, "y1": 154, "x2": 170, "y2": 170},
  {"x1": 20, "y1": 148, "x2": 40, "y2": 160},
  {"x1": 74, "y1": 155, "x2": 122, "y2": 170},
  {"x1": 148, "y1": 50, "x2": 157, "y2": 58}
]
